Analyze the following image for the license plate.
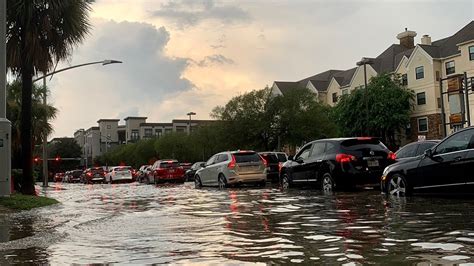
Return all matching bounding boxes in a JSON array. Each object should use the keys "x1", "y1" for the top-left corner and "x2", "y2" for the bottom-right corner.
[
  {"x1": 367, "y1": 160, "x2": 379, "y2": 167},
  {"x1": 169, "y1": 169, "x2": 174, "y2": 173}
]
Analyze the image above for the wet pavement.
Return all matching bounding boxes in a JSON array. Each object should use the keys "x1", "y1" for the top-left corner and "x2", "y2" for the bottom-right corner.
[{"x1": 0, "y1": 182, "x2": 473, "y2": 265}]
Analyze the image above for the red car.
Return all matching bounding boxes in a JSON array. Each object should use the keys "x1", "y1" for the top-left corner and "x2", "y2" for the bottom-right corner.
[{"x1": 146, "y1": 160, "x2": 185, "y2": 184}]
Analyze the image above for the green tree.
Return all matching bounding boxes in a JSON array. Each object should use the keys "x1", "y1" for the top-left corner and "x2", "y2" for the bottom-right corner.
[
  {"x1": 6, "y1": 0, "x2": 93, "y2": 195},
  {"x1": 7, "y1": 80, "x2": 58, "y2": 169},
  {"x1": 48, "y1": 138, "x2": 82, "y2": 171},
  {"x1": 332, "y1": 73, "x2": 414, "y2": 148},
  {"x1": 271, "y1": 87, "x2": 338, "y2": 149}
]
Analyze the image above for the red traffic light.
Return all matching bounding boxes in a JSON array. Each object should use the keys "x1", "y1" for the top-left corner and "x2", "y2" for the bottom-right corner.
[
  {"x1": 55, "y1": 156, "x2": 61, "y2": 162},
  {"x1": 33, "y1": 157, "x2": 40, "y2": 163}
]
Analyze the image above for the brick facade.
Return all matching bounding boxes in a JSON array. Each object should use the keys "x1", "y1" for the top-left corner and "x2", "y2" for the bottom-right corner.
[{"x1": 407, "y1": 113, "x2": 443, "y2": 142}]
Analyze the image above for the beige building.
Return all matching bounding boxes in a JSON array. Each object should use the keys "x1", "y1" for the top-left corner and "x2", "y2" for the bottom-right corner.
[
  {"x1": 74, "y1": 117, "x2": 215, "y2": 166},
  {"x1": 272, "y1": 21, "x2": 474, "y2": 144}
]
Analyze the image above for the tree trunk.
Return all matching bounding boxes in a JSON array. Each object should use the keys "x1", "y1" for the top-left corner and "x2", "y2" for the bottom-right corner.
[{"x1": 20, "y1": 64, "x2": 35, "y2": 195}]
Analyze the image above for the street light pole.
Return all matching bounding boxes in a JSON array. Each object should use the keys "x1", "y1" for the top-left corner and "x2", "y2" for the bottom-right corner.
[
  {"x1": 0, "y1": 0, "x2": 12, "y2": 196},
  {"x1": 187, "y1": 112, "x2": 196, "y2": 135},
  {"x1": 357, "y1": 57, "x2": 374, "y2": 136},
  {"x1": 35, "y1": 59, "x2": 122, "y2": 187}
]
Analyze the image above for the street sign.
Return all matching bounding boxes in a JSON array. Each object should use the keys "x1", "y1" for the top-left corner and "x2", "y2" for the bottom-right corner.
[
  {"x1": 447, "y1": 76, "x2": 462, "y2": 92},
  {"x1": 417, "y1": 135, "x2": 426, "y2": 141}
]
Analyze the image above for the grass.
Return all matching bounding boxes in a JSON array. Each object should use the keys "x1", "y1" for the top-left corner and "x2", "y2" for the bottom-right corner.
[{"x1": 0, "y1": 194, "x2": 59, "y2": 211}]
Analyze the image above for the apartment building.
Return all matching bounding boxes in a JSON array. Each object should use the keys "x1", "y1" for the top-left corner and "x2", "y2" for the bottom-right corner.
[
  {"x1": 74, "y1": 117, "x2": 215, "y2": 165},
  {"x1": 272, "y1": 21, "x2": 474, "y2": 143}
]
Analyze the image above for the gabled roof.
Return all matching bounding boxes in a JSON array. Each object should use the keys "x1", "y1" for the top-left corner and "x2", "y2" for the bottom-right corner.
[
  {"x1": 372, "y1": 44, "x2": 411, "y2": 74},
  {"x1": 273, "y1": 81, "x2": 299, "y2": 95},
  {"x1": 274, "y1": 69, "x2": 344, "y2": 94},
  {"x1": 332, "y1": 67, "x2": 357, "y2": 87},
  {"x1": 394, "y1": 48, "x2": 415, "y2": 69},
  {"x1": 308, "y1": 80, "x2": 330, "y2": 92},
  {"x1": 416, "y1": 21, "x2": 474, "y2": 59}
]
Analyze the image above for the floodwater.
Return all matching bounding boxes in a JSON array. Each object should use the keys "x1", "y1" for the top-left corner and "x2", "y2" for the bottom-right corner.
[{"x1": 1, "y1": 182, "x2": 473, "y2": 265}]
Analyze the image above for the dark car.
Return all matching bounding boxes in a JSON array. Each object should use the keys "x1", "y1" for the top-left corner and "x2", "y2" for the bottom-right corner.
[
  {"x1": 68, "y1": 170, "x2": 83, "y2": 183},
  {"x1": 259, "y1": 152, "x2": 288, "y2": 183},
  {"x1": 395, "y1": 140, "x2": 440, "y2": 162},
  {"x1": 184, "y1": 162, "x2": 205, "y2": 182},
  {"x1": 381, "y1": 127, "x2": 474, "y2": 197},
  {"x1": 54, "y1": 172, "x2": 65, "y2": 182},
  {"x1": 280, "y1": 137, "x2": 396, "y2": 191},
  {"x1": 82, "y1": 167, "x2": 107, "y2": 184}
]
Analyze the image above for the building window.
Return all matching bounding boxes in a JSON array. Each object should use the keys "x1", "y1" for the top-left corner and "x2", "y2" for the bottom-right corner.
[
  {"x1": 131, "y1": 129, "x2": 139, "y2": 140},
  {"x1": 435, "y1": 71, "x2": 440, "y2": 81},
  {"x1": 415, "y1": 66, "x2": 424, "y2": 80},
  {"x1": 144, "y1": 128, "x2": 153, "y2": 138},
  {"x1": 155, "y1": 129, "x2": 162, "y2": 136},
  {"x1": 332, "y1": 92, "x2": 338, "y2": 103},
  {"x1": 437, "y1": 97, "x2": 441, "y2": 108},
  {"x1": 176, "y1": 126, "x2": 187, "y2": 133},
  {"x1": 342, "y1": 89, "x2": 349, "y2": 95},
  {"x1": 469, "y1": 46, "x2": 474, "y2": 61},
  {"x1": 165, "y1": 128, "x2": 173, "y2": 134},
  {"x1": 401, "y1": 74, "x2": 408, "y2": 86},
  {"x1": 418, "y1": 117, "x2": 428, "y2": 132},
  {"x1": 445, "y1": 61, "x2": 455, "y2": 75},
  {"x1": 416, "y1": 92, "x2": 426, "y2": 105},
  {"x1": 107, "y1": 125, "x2": 111, "y2": 129}
]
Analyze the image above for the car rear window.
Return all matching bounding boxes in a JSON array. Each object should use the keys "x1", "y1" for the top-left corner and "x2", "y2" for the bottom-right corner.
[
  {"x1": 260, "y1": 153, "x2": 279, "y2": 163},
  {"x1": 91, "y1": 168, "x2": 104, "y2": 173},
  {"x1": 341, "y1": 138, "x2": 387, "y2": 151},
  {"x1": 276, "y1": 154, "x2": 287, "y2": 162},
  {"x1": 234, "y1": 152, "x2": 260, "y2": 163},
  {"x1": 160, "y1": 162, "x2": 179, "y2": 168}
]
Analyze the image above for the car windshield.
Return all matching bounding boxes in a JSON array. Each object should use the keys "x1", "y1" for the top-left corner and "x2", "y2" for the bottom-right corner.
[{"x1": 234, "y1": 152, "x2": 260, "y2": 163}]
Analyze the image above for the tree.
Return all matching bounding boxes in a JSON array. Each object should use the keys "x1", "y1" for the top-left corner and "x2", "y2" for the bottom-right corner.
[
  {"x1": 6, "y1": 80, "x2": 58, "y2": 170},
  {"x1": 48, "y1": 138, "x2": 82, "y2": 171},
  {"x1": 332, "y1": 73, "x2": 414, "y2": 148},
  {"x1": 6, "y1": 0, "x2": 92, "y2": 194}
]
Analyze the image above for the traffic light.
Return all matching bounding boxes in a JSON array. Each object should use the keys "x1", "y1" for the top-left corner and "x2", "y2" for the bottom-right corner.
[
  {"x1": 33, "y1": 157, "x2": 40, "y2": 163},
  {"x1": 55, "y1": 156, "x2": 61, "y2": 162}
]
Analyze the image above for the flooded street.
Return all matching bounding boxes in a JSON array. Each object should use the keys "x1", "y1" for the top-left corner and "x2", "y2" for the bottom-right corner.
[{"x1": 1, "y1": 183, "x2": 473, "y2": 264}]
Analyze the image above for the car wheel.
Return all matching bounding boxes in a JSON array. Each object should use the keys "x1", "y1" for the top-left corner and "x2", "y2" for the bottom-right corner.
[
  {"x1": 195, "y1": 175, "x2": 202, "y2": 189},
  {"x1": 388, "y1": 174, "x2": 409, "y2": 197},
  {"x1": 281, "y1": 174, "x2": 290, "y2": 190},
  {"x1": 321, "y1": 173, "x2": 335, "y2": 193},
  {"x1": 218, "y1": 174, "x2": 227, "y2": 189},
  {"x1": 144, "y1": 176, "x2": 150, "y2": 185}
]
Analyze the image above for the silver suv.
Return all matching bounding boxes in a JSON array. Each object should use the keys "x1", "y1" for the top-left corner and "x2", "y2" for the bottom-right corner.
[{"x1": 195, "y1": 150, "x2": 267, "y2": 189}]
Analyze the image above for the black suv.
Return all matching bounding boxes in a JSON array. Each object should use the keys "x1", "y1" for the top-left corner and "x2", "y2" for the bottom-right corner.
[
  {"x1": 381, "y1": 127, "x2": 474, "y2": 197},
  {"x1": 259, "y1": 152, "x2": 288, "y2": 183},
  {"x1": 280, "y1": 137, "x2": 395, "y2": 191}
]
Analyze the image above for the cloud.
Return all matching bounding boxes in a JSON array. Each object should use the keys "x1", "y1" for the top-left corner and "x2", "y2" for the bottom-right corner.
[
  {"x1": 150, "y1": 0, "x2": 251, "y2": 28},
  {"x1": 195, "y1": 54, "x2": 235, "y2": 67},
  {"x1": 49, "y1": 19, "x2": 195, "y2": 136}
]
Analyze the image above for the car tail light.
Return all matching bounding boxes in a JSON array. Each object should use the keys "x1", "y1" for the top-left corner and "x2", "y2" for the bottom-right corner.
[
  {"x1": 387, "y1": 151, "x2": 396, "y2": 160},
  {"x1": 228, "y1": 155, "x2": 236, "y2": 169},
  {"x1": 357, "y1": 137, "x2": 372, "y2": 140},
  {"x1": 87, "y1": 172, "x2": 92, "y2": 177},
  {"x1": 278, "y1": 162, "x2": 283, "y2": 173},
  {"x1": 259, "y1": 155, "x2": 268, "y2": 168},
  {"x1": 103, "y1": 171, "x2": 107, "y2": 176},
  {"x1": 336, "y1": 154, "x2": 356, "y2": 163}
]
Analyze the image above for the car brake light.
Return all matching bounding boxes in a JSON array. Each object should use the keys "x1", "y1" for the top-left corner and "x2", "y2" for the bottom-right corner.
[
  {"x1": 228, "y1": 155, "x2": 236, "y2": 169},
  {"x1": 336, "y1": 154, "x2": 356, "y2": 163},
  {"x1": 357, "y1": 137, "x2": 372, "y2": 140},
  {"x1": 87, "y1": 172, "x2": 92, "y2": 177},
  {"x1": 388, "y1": 151, "x2": 396, "y2": 160},
  {"x1": 278, "y1": 162, "x2": 283, "y2": 173},
  {"x1": 259, "y1": 155, "x2": 268, "y2": 167},
  {"x1": 103, "y1": 171, "x2": 107, "y2": 176}
]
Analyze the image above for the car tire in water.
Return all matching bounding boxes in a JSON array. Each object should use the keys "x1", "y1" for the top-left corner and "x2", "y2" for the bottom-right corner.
[
  {"x1": 321, "y1": 173, "x2": 335, "y2": 193},
  {"x1": 388, "y1": 174, "x2": 410, "y2": 197},
  {"x1": 218, "y1": 174, "x2": 227, "y2": 190},
  {"x1": 195, "y1": 175, "x2": 202, "y2": 189},
  {"x1": 281, "y1": 174, "x2": 290, "y2": 190}
]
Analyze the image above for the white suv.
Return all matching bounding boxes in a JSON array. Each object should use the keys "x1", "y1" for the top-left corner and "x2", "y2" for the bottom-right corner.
[{"x1": 194, "y1": 151, "x2": 267, "y2": 189}]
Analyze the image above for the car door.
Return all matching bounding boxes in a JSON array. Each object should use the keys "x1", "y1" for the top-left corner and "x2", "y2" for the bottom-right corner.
[
  {"x1": 291, "y1": 143, "x2": 313, "y2": 183},
  {"x1": 201, "y1": 155, "x2": 217, "y2": 185},
  {"x1": 415, "y1": 129, "x2": 473, "y2": 192},
  {"x1": 305, "y1": 142, "x2": 327, "y2": 183}
]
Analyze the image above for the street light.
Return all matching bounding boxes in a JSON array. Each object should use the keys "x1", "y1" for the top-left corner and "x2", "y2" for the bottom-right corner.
[
  {"x1": 34, "y1": 59, "x2": 122, "y2": 187},
  {"x1": 187, "y1": 112, "x2": 196, "y2": 134},
  {"x1": 356, "y1": 57, "x2": 374, "y2": 136}
]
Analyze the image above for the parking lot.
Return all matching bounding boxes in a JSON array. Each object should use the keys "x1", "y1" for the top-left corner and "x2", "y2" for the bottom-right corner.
[{"x1": 0, "y1": 182, "x2": 473, "y2": 264}]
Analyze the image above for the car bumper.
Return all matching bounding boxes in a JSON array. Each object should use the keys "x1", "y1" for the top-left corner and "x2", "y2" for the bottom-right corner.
[
  {"x1": 227, "y1": 173, "x2": 266, "y2": 184},
  {"x1": 336, "y1": 170, "x2": 383, "y2": 187},
  {"x1": 112, "y1": 176, "x2": 133, "y2": 181}
]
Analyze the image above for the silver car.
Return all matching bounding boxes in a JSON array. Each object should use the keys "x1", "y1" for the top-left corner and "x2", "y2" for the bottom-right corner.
[{"x1": 194, "y1": 150, "x2": 267, "y2": 189}]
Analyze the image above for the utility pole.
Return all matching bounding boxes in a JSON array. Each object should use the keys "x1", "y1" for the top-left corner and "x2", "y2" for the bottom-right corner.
[{"x1": 0, "y1": 0, "x2": 12, "y2": 196}]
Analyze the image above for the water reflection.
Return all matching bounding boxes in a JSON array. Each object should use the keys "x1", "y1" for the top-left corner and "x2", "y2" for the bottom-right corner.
[{"x1": 0, "y1": 183, "x2": 473, "y2": 264}]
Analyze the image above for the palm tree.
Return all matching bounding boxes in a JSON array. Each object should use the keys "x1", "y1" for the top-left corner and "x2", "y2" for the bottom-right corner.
[
  {"x1": 6, "y1": 80, "x2": 58, "y2": 170},
  {"x1": 6, "y1": 0, "x2": 92, "y2": 195}
]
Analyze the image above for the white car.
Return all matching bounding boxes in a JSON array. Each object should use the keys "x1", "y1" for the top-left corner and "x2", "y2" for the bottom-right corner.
[
  {"x1": 195, "y1": 150, "x2": 267, "y2": 189},
  {"x1": 105, "y1": 166, "x2": 133, "y2": 184}
]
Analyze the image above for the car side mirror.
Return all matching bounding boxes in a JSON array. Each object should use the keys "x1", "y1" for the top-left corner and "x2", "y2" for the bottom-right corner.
[
  {"x1": 288, "y1": 155, "x2": 294, "y2": 161},
  {"x1": 424, "y1": 148, "x2": 433, "y2": 158}
]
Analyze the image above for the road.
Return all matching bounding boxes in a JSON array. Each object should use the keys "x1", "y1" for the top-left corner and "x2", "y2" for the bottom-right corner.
[{"x1": 1, "y1": 182, "x2": 473, "y2": 264}]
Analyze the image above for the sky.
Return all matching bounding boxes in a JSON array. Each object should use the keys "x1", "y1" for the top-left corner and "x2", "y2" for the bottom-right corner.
[{"x1": 47, "y1": 0, "x2": 474, "y2": 138}]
